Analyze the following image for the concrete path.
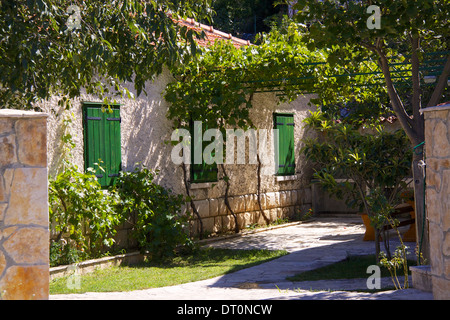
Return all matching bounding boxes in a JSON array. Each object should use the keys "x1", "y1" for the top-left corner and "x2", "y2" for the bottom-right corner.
[{"x1": 50, "y1": 217, "x2": 433, "y2": 300}]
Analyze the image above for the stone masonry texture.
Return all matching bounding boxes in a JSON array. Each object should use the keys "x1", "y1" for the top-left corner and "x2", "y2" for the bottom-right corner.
[
  {"x1": 423, "y1": 106, "x2": 450, "y2": 300},
  {"x1": 0, "y1": 110, "x2": 49, "y2": 300}
]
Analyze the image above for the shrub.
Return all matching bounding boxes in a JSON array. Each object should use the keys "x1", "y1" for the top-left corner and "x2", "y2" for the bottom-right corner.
[
  {"x1": 111, "y1": 166, "x2": 192, "y2": 259},
  {"x1": 302, "y1": 110, "x2": 412, "y2": 260},
  {"x1": 49, "y1": 162, "x2": 123, "y2": 266}
]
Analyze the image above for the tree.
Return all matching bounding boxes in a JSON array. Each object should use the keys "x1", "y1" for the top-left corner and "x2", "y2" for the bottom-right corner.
[
  {"x1": 302, "y1": 110, "x2": 413, "y2": 261},
  {"x1": 0, "y1": 0, "x2": 212, "y2": 110},
  {"x1": 287, "y1": 0, "x2": 450, "y2": 261},
  {"x1": 206, "y1": 0, "x2": 285, "y2": 40}
]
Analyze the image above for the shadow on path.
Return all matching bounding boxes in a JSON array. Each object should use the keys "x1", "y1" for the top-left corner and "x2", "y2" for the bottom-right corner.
[{"x1": 204, "y1": 218, "x2": 417, "y2": 294}]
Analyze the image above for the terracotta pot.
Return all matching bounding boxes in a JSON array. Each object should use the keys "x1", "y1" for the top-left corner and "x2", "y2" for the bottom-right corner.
[
  {"x1": 360, "y1": 213, "x2": 375, "y2": 241},
  {"x1": 402, "y1": 200, "x2": 416, "y2": 242}
]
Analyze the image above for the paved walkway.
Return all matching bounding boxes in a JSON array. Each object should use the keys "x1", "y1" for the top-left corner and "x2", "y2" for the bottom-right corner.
[{"x1": 50, "y1": 216, "x2": 433, "y2": 300}]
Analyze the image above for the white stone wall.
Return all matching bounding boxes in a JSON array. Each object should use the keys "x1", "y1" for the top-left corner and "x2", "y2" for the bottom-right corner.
[{"x1": 41, "y1": 70, "x2": 316, "y2": 237}]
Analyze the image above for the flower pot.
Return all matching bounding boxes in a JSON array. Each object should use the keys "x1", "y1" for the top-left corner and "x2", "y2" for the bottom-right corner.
[
  {"x1": 402, "y1": 201, "x2": 416, "y2": 242},
  {"x1": 359, "y1": 213, "x2": 375, "y2": 241}
]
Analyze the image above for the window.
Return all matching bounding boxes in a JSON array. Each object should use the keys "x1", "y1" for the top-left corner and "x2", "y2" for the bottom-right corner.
[
  {"x1": 190, "y1": 120, "x2": 218, "y2": 183},
  {"x1": 274, "y1": 113, "x2": 295, "y2": 176},
  {"x1": 83, "y1": 103, "x2": 122, "y2": 187}
]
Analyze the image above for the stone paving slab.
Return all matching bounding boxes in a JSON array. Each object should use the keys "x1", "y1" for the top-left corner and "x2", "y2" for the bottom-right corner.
[{"x1": 50, "y1": 217, "x2": 434, "y2": 300}]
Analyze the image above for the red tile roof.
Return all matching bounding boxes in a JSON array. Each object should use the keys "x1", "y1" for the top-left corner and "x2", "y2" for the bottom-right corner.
[
  {"x1": 379, "y1": 115, "x2": 398, "y2": 123},
  {"x1": 177, "y1": 18, "x2": 251, "y2": 48}
]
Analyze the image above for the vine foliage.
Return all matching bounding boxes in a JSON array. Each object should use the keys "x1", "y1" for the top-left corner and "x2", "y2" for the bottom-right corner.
[{"x1": 164, "y1": 22, "x2": 325, "y2": 233}]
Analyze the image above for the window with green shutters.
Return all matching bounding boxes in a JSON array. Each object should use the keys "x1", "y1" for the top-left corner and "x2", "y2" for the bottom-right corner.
[
  {"x1": 83, "y1": 103, "x2": 122, "y2": 188},
  {"x1": 190, "y1": 120, "x2": 218, "y2": 183},
  {"x1": 274, "y1": 113, "x2": 295, "y2": 176}
]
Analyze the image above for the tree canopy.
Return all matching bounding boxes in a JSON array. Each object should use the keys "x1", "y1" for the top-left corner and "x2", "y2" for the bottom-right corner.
[
  {"x1": 164, "y1": 22, "x2": 327, "y2": 130},
  {"x1": 285, "y1": 0, "x2": 449, "y2": 261},
  {"x1": 0, "y1": 0, "x2": 212, "y2": 109},
  {"x1": 288, "y1": 0, "x2": 449, "y2": 145}
]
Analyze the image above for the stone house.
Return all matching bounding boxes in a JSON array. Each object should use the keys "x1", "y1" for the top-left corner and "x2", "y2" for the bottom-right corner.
[{"x1": 40, "y1": 19, "x2": 317, "y2": 247}]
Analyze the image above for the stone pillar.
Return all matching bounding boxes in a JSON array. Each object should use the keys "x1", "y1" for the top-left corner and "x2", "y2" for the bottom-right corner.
[
  {"x1": 422, "y1": 103, "x2": 450, "y2": 300},
  {"x1": 0, "y1": 109, "x2": 49, "y2": 300}
]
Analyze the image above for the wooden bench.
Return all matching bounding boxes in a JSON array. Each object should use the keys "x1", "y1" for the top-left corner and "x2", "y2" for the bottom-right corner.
[{"x1": 360, "y1": 202, "x2": 416, "y2": 242}]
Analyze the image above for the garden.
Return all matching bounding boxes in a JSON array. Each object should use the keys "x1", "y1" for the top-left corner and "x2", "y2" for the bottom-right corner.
[
  {"x1": 1, "y1": 0, "x2": 447, "y2": 298},
  {"x1": 49, "y1": 163, "x2": 193, "y2": 267},
  {"x1": 48, "y1": 108, "x2": 420, "y2": 294},
  {"x1": 47, "y1": 158, "x2": 291, "y2": 294}
]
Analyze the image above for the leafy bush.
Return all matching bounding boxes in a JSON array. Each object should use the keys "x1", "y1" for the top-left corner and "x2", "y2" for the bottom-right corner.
[
  {"x1": 111, "y1": 166, "x2": 192, "y2": 259},
  {"x1": 302, "y1": 110, "x2": 412, "y2": 260},
  {"x1": 302, "y1": 110, "x2": 412, "y2": 214},
  {"x1": 49, "y1": 162, "x2": 123, "y2": 266},
  {"x1": 49, "y1": 240, "x2": 85, "y2": 267},
  {"x1": 49, "y1": 163, "x2": 192, "y2": 265}
]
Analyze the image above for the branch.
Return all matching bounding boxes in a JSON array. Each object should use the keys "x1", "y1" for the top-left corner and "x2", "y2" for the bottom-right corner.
[
  {"x1": 427, "y1": 54, "x2": 450, "y2": 107},
  {"x1": 361, "y1": 41, "x2": 416, "y2": 137},
  {"x1": 350, "y1": 172, "x2": 371, "y2": 216},
  {"x1": 257, "y1": 155, "x2": 270, "y2": 224},
  {"x1": 360, "y1": 41, "x2": 377, "y2": 53},
  {"x1": 181, "y1": 162, "x2": 203, "y2": 239},
  {"x1": 220, "y1": 164, "x2": 239, "y2": 233},
  {"x1": 376, "y1": 50, "x2": 418, "y2": 143},
  {"x1": 410, "y1": 35, "x2": 422, "y2": 123},
  {"x1": 54, "y1": 191, "x2": 69, "y2": 242}
]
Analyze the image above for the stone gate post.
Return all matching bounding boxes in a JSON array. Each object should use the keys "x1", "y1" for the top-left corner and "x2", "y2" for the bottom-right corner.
[
  {"x1": 421, "y1": 103, "x2": 450, "y2": 300},
  {"x1": 0, "y1": 109, "x2": 49, "y2": 300}
]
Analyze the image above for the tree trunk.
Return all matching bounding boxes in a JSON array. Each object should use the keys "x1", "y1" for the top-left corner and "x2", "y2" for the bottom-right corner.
[
  {"x1": 412, "y1": 152, "x2": 430, "y2": 263},
  {"x1": 375, "y1": 228, "x2": 381, "y2": 262},
  {"x1": 374, "y1": 44, "x2": 431, "y2": 263}
]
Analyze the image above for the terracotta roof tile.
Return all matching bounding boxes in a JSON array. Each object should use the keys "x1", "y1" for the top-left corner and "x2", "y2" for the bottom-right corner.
[
  {"x1": 379, "y1": 115, "x2": 398, "y2": 123},
  {"x1": 177, "y1": 18, "x2": 251, "y2": 48}
]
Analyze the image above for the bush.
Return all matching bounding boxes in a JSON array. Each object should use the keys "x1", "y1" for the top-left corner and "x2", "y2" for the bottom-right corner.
[
  {"x1": 302, "y1": 110, "x2": 412, "y2": 260},
  {"x1": 49, "y1": 240, "x2": 86, "y2": 267},
  {"x1": 49, "y1": 162, "x2": 123, "y2": 266},
  {"x1": 302, "y1": 110, "x2": 412, "y2": 214},
  {"x1": 111, "y1": 166, "x2": 192, "y2": 259},
  {"x1": 49, "y1": 163, "x2": 192, "y2": 266}
]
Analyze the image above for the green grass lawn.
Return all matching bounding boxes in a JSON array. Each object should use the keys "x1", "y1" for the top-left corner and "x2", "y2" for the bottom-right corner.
[
  {"x1": 50, "y1": 248, "x2": 288, "y2": 295},
  {"x1": 286, "y1": 254, "x2": 417, "y2": 282}
]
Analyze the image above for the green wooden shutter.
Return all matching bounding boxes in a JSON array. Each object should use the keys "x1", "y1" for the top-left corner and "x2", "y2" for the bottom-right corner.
[
  {"x1": 83, "y1": 104, "x2": 121, "y2": 187},
  {"x1": 104, "y1": 107, "x2": 121, "y2": 186},
  {"x1": 274, "y1": 114, "x2": 295, "y2": 176},
  {"x1": 190, "y1": 120, "x2": 218, "y2": 183}
]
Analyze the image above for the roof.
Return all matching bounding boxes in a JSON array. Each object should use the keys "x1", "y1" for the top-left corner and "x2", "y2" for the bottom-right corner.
[
  {"x1": 379, "y1": 115, "x2": 398, "y2": 124},
  {"x1": 177, "y1": 18, "x2": 251, "y2": 48},
  {"x1": 436, "y1": 101, "x2": 450, "y2": 107}
]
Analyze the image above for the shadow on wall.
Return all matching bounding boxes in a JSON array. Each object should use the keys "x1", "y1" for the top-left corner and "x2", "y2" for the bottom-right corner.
[
  {"x1": 48, "y1": 115, "x2": 66, "y2": 177},
  {"x1": 123, "y1": 80, "x2": 318, "y2": 198},
  {"x1": 44, "y1": 99, "x2": 85, "y2": 178},
  {"x1": 122, "y1": 75, "x2": 184, "y2": 195}
]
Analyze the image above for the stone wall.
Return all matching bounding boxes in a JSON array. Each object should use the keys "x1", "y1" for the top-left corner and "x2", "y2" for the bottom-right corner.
[
  {"x1": 187, "y1": 189, "x2": 309, "y2": 235},
  {"x1": 422, "y1": 104, "x2": 450, "y2": 300},
  {"x1": 0, "y1": 109, "x2": 49, "y2": 300}
]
